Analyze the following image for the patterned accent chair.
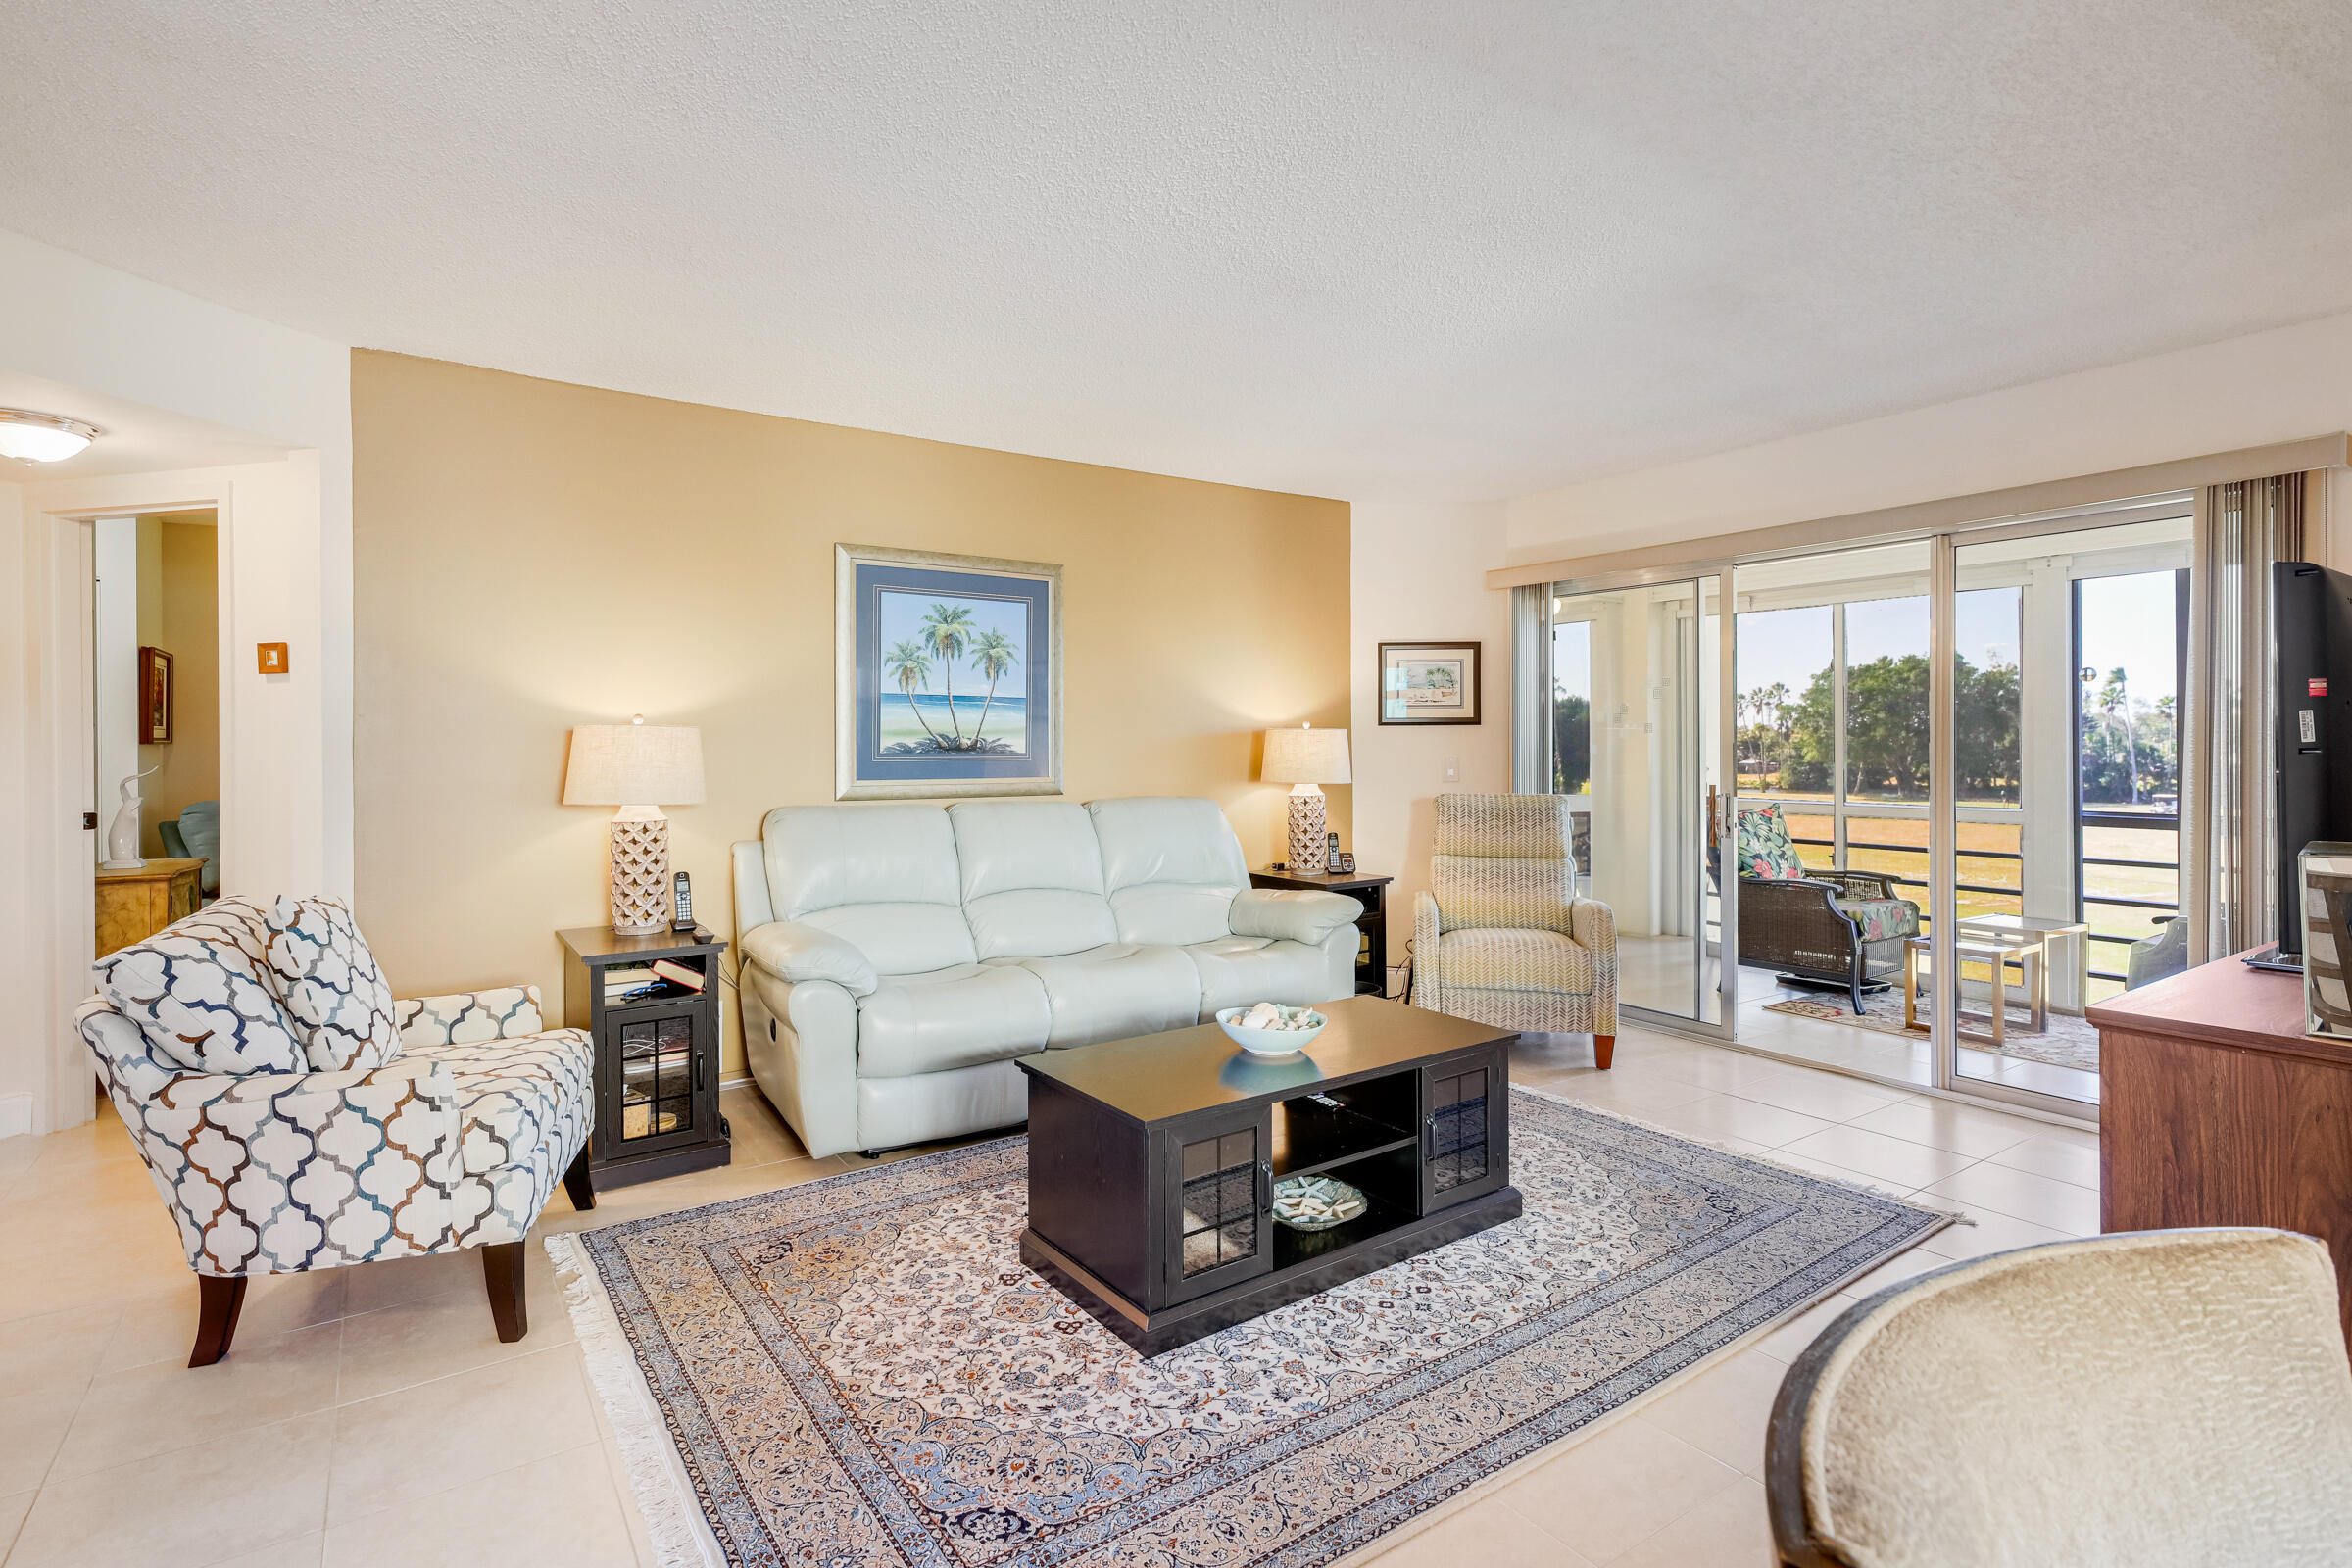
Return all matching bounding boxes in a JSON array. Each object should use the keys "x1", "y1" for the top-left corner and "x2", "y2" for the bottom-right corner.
[
  {"x1": 1725, "y1": 804, "x2": 1920, "y2": 1013},
  {"x1": 76, "y1": 896, "x2": 595, "y2": 1366},
  {"x1": 1410, "y1": 793, "x2": 1619, "y2": 1066}
]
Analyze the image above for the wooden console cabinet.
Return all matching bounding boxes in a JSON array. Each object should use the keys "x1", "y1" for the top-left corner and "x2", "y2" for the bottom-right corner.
[
  {"x1": 2088, "y1": 953, "x2": 2352, "y2": 1342},
  {"x1": 95, "y1": 857, "x2": 207, "y2": 956}
]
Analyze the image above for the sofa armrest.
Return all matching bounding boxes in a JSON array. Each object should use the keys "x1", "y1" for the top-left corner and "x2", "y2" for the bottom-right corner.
[
  {"x1": 741, "y1": 920, "x2": 880, "y2": 999},
  {"x1": 395, "y1": 986, "x2": 545, "y2": 1047},
  {"x1": 1229, "y1": 887, "x2": 1360, "y2": 945},
  {"x1": 1569, "y1": 897, "x2": 1615, "y2": 957}
]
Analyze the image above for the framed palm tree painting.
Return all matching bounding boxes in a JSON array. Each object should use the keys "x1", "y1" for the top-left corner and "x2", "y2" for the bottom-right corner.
[{"x1": 835, "y1": 543, "x2": 1063, "y2": 799}]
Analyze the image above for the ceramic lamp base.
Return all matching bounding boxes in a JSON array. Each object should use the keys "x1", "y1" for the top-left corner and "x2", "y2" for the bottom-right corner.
[
  {"x1": 1287, "y1": 789, "x2": 1328, "y2": 873},
  {"x1": 609, "y1": 815, "x2": 671, "y2": 935}
]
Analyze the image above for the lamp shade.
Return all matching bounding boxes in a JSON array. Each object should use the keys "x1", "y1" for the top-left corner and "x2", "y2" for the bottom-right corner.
[
  {"x1": 1262, "y1": 725, "x2": 1350, "y2": 786},
  {"x1": 563, "y1": 723, "x2": 706, "y2": 807}
]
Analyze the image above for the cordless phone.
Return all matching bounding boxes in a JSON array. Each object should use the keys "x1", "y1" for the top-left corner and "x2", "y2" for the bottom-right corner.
[{"x1": 671, "y1": 871, "x2": 697, "y2": 933}]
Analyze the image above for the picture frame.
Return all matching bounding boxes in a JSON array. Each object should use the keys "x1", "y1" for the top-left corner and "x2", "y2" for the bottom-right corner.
[
  {"x1": 836, "y1": 543, "x2": 1063, "y2": 800},
  {"x1": 139, "y1": 646, "x2": 173, "y2": 744},
  {"x1": 1378, "y1": 640, "x2": 1481, "y2": 725}
]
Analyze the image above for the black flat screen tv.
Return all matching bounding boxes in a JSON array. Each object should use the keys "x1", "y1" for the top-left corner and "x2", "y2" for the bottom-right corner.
[{"x1": 2274, "y1": 561, "x2": 2352, "y2": 960}]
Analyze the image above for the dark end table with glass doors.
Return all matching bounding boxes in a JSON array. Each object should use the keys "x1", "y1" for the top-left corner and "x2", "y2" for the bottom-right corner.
[
  {"x1": 560, "y1": 925, "x2": 732, "y2": 1192},
  {"x1": 1016, "y1": 995, "x2": 1520, "y2": 1356}
]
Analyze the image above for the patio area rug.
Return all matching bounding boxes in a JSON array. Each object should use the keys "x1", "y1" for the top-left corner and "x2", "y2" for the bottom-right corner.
[
  {"x1": 1765, "y1": 990, "x2": 2102, "y2": 1072},
  {"x1": 551, "y1": 1086, "x2": 1951, "y2": 1568}
]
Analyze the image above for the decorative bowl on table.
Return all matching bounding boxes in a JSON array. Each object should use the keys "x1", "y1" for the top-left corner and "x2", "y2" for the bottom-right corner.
[
  {"x1": 1215, "y1": 1003, "x2": 1326, "y2": 1055},
  {"x1": 1272, "y1": 1173, "x2": 1369, "y2": 1231}
]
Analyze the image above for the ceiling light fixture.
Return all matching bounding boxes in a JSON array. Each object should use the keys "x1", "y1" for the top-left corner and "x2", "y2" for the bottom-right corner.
[{"x1": 0, "y1": 409, "x2": 102, "y2": 465}]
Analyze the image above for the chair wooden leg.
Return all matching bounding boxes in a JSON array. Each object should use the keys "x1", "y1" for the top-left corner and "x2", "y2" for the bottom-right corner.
[
  {"x1": 562, "y1": 1145, "x2": 596, "y2": 1212},
  {"x1": 189, "y1": 1274, "x2": 248, "y2": 1367},
  {"x1": 1593, "y1": 1033, "x2": 1615, "y2": 1070},
  {"x1": 482, "y1": 1241, "x2": 528, "y2": 1343}
]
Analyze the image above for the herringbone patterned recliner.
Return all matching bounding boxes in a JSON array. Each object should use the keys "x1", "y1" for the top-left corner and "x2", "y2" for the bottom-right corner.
[
  {"x1": 77, "y1": 895, "x2": 594, "y2": 1365},
  {"x1": 1410, "y1": 793, "x2": 1619, "y2": 1065}
]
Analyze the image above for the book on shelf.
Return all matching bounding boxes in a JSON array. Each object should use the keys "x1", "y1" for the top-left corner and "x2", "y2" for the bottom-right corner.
[{"x1": 649, "y1": 958, "x2": 706, "y2": 991}]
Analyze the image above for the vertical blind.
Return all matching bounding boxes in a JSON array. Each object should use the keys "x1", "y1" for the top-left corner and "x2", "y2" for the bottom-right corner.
[{"x1": 2188, "y1": 472, "x2": 2306, "y2": 961}]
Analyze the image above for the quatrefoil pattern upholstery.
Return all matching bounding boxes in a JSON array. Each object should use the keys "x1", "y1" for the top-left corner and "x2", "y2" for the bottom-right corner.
[
  {"x1": 265, "y1": 894, "x2": 403, "y2": 1071},
  {"x1": 79, "y1": 900, "x2": 592, "y2": 1278},
  {"x1": 90, "y1": 899, "x2": 308, "y2": 1075}
]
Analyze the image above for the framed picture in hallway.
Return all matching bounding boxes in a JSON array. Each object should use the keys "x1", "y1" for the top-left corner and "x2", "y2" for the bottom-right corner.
[
  {"x1": 835, "y1": 543, "x2": 1063, "y2": 800},
  {"x1": 1379, "y1": 640, "x2": 1481, "y2": 724},
  {"x1": 139, "y1": 645, "x2": 173, "y2": 743}
]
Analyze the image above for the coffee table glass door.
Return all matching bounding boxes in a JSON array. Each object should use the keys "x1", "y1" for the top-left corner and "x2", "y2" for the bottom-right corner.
[{"x1": 1163, "y1": 1109, "x2": 1271, "y2": 1298}]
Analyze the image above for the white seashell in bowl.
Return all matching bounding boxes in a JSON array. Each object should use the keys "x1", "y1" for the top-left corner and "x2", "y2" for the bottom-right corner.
[{"x1": 1215, "y1": 1003, "x2": 1327, "y2": 1055}]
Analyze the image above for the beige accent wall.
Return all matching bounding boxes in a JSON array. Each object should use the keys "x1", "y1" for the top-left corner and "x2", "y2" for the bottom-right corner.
[
  {"x1": 135, "y1": 514, "x2": 220, "y2": 857},
  {"x1": 1348, "y1": 503, "x2": 1514, "y2": 976},
  {"x1": 353, "y1": 351, "x2": 1350, "y2": 1075}
]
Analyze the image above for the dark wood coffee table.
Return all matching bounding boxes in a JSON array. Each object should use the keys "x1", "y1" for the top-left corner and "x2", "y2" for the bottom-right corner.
[{"x1": 1017, "y1": 995, "x2": 1522, "y2": 1356}]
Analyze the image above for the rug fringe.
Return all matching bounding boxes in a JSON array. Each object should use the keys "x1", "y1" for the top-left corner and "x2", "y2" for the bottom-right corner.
[
  {"x1": 1512, "y1": 1080, "x2": 1976, "y2": 1232},
  {"x1": 548, "y1": 1231, "x2": 728, "y2": 1568}
]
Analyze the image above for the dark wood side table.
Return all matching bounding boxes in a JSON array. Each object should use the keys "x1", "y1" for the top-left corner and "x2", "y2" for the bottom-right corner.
[
  {"x1": 559, "y1": 926, "x2": 732, "y2": 1192},
  {"x1": 1250, "y1": 868, "x2": 1393, "y2": 995},
  {"x1": 2088, "y1": 951, "x2": 2352, "y2": 1345}
]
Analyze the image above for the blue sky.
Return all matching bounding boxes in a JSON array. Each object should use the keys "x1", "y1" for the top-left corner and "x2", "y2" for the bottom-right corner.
[{"x1": 876, "y1": 589, "x2": 1028, "y2": 689}]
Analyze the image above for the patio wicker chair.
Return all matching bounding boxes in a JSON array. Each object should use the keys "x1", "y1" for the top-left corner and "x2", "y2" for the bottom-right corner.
[{"x1": 1714, "y1": 803, "x2": 1919, "y2": 1013}]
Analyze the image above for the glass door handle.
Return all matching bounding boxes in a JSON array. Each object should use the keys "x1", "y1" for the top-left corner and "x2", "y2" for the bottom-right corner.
[{"x1": 1257, "y1": 1159, "x2": 1272, "y2": 1211}]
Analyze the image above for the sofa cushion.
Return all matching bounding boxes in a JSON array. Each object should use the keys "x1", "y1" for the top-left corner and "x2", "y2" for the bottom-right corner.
[
  {"x1": 761, "y1": 804, "x2": 977, "y2": 974},
  {"x1": 265, "y1": 895, "x2": 403, "y2": 1072},
  {"x1": 855, "y1": 963, "x2": 1052, "y2": 1078},
  {"x1": 999, "y1": 942, "x2": 1203, "y2": 1047},
  {"x1": 408, "y1": 1029, "x2": 594, "y2": 1177},
  {"x1": 1088, "y1": 797, "x2": 1250, "y2": 945},
  {"x1": 948, "y1": 801, "x2": 1118, "y2": 959},
  {"x1": 1185, "y1": 935, "x2": 1337, "y2": 1014},
  {"x1": 1428, "y1": 927, "x2": 1595, "y2": 996},
  {"x1": 92, "y1": 897, "x2": 308, "y2": 1075}
]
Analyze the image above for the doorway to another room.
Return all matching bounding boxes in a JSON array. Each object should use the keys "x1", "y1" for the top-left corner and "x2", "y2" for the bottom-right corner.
[{"x1": 93, "y1": 510, "x2": 221, "y2": 956}]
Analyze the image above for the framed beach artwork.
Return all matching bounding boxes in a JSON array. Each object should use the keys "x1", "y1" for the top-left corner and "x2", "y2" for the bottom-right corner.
[
  {"x1": 1379, "y1": 640, "x2": 1481, "y2": 725},
  {"x1": 835, "y1": 543, "x2": 1063, "y2": 799}
]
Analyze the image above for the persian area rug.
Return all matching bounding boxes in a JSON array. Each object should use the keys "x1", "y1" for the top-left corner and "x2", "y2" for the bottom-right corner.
[
  {"x1": 1764, "y1": 989, "x2": 2102, "y2": 1073},
  {"x1": 551, "y1": 1087, "x2": 1951, "y2": 1568}
]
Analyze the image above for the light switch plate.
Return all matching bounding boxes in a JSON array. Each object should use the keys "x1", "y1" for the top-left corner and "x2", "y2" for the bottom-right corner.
[{"x1": 1442, "y1": 754, "x2": 1460, "y2": 782}]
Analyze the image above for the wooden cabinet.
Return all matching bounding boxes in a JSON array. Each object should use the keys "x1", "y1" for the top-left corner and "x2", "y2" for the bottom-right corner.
[
  {"x1": 95, "y1": 858, "x2": 207, "y2": 956},
  {"x1": 1018, "y1": 1000, "x2": 1520, "y2": 1354},
  {"x1": 2088, "y1": 953, "x2": 2352, "y2": 1344},
  {"x1": 560, "y1": 926, "x2": 731, "y2": 1192}
]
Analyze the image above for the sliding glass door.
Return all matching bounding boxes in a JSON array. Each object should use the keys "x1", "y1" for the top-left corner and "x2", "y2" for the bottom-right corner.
[
  {"x1": 1531, "y1": 502, "x2": 2194, "y2": 1120},
  {"x1": 1543, "y1": 571, "x2": 1735, "y2": 1035},
  {"x1": 1934, "y1": 514, "x2": 2190, "y2": 1109}
]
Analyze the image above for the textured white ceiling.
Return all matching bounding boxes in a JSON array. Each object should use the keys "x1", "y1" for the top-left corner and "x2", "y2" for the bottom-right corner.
[{"x1": 6, "y1": 1, "x2": 2351, "y2": 501}]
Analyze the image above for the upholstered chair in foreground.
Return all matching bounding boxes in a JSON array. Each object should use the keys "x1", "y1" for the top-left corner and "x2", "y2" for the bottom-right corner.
[
  {"x1": 1766, "y1": 1229, "x2": 2352, "y2": 1567},
  {"x1": 77, "y1": 895, "x2": 595, "y2": 1365},
  {"x1": 1410, "y1": 793, "x2": 1618, "y2": 1065}
]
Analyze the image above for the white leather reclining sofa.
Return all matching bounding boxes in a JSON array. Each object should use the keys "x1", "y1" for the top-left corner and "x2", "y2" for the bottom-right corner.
[{"x1": 732, "y1": 796, "x2": 1361, "y2": 1157}]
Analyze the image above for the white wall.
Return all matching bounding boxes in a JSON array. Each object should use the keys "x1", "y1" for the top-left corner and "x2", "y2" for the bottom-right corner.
[
  {"x1": 1349, "y1": 502, "x2": 1513, "y2": 977},
  {"x1": 0, "y1": 227, "x2": 351, "y2": 1136},
  {"x1": 1507, "y1": 309, "x2": 2352, "y2": 564}
]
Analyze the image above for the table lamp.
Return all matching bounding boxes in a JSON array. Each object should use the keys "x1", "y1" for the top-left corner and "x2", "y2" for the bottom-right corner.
[
  {"x1": 1262, "y1": 723, "x2": 1349, "y2": 873},
  {"x1": 564, "y1": 716, "x2": 706, "y2": 935}
]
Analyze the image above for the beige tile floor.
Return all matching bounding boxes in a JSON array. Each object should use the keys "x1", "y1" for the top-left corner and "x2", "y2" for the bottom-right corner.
[{"x1": 0, "y1": 1027, "x2": 2098, "y2": 1568}]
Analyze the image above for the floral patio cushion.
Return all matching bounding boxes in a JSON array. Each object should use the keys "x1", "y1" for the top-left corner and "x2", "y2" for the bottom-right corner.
[
  {"x1": 1838, "y1": 896, "x2": 1921, "y2": 944},
  {"x1": 1736, "y1": 805, "x2": 1808, "y2": 880}
]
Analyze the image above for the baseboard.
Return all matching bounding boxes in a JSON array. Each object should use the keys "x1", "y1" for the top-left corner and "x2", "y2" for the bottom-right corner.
[{"x1": 0, "y1": 1093, "x2": 32, "y2": 1141}]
